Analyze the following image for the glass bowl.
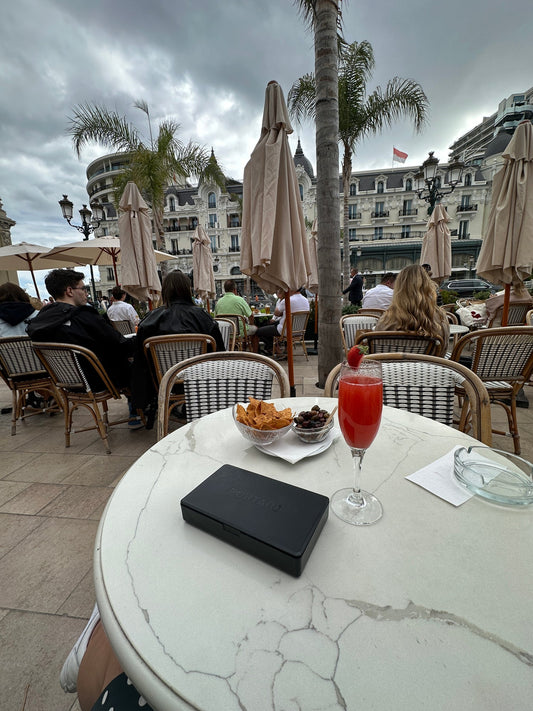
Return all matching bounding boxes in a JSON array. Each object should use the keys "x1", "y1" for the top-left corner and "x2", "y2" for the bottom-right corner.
[
  {"x1": 292, "y1": 418, "x2": 334, "y2": 444},
  {"x1": 454, "y1": 446, "x2": 533, "y2": 507},
  {"x1": 232, "y1": 405, "x2": 293, "y2": 446}
]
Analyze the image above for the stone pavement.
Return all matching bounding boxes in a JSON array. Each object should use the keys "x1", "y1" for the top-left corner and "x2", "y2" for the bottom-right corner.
[{"x1": 0, "y1": 353, "x2": 531, "y2": 710}]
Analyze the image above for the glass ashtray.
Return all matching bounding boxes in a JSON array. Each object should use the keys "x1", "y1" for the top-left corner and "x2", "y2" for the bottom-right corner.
[{"x1": 454, "y1": 446, "x2": 533, "y2": 507}]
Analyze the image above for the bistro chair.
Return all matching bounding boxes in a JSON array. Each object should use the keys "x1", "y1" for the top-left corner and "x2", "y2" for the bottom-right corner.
[
  {"x1": 339, "y1": 314, "x2": 378, "y2": 355},
  {"x1": 216, "y1": 313, "x2": 252, "y2": 351},
  {"x1": 0, "y1": 336, "x2": 59, "y2": 435},
  {"x1": 450, "y1": 327, "x2": 533, "y2": 454},
  {"x1": 156, "y1": 351, "x2": 290, "y2": 440},
  {"x1": 324, "y1": 353, "x2": 492, "y2": 445},
  {"x1": 357, "y1": 308, "x2": 386, "y2": 318},
  {"x1": 354, "y1": 330, "x2": 445, "y2": 356},
  {"x1": 110, "y1": 319, "x2": 136, "y2": 336},
  {"x1": 273, "y1": 310, "x2": 310, "y2": 360},
  {"x1": 487, "y1": 300, "x2": 532, "y2": 327},
  {"x1": 213, "y1": 317, "x2": 236, "y2": 351},
  {"x1": 526, "y1": 309, "x2": 533, "y2": 326},
  {"x1": 32, "y1": 342, "x2": 131, "y2": 454}
]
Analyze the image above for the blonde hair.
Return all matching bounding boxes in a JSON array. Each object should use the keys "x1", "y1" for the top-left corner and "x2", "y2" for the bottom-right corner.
[{"x1": 376, "y1": 264, "x2": 448, "y2": 343}]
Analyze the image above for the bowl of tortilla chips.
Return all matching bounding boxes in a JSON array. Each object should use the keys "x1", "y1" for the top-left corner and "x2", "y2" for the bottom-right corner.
[{"x1": 233, "y1": 398, "x2": 293, "y2": 446}]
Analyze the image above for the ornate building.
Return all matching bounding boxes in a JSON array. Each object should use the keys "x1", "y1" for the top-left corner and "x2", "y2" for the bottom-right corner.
[{"x1": 0, "y1": 198, "x2": 18, "y2": 285}]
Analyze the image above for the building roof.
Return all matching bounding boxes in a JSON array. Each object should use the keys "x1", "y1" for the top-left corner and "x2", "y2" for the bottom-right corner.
[{"x1": 293, "y1": 139, "x2": 315, "y2": 179}]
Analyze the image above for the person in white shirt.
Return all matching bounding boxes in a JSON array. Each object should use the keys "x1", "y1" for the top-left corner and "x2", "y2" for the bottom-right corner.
[
  {"x1": 361, "y1": 273, "x2": 396, "y2": 310},
  {"x1": 107, "y1": 286, "x2": 140, "y2": 329},
  {"x1": 256, "y1": 289, "x2": 309, "y2": 355}
]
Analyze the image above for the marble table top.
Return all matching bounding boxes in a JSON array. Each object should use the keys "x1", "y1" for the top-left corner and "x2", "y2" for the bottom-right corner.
[
  {"x1": 449, "y1": 323, "x2": 470, "y2": 335},
  {"x1": 94, "y1": 397, "x2": 533, "y2": 711}
]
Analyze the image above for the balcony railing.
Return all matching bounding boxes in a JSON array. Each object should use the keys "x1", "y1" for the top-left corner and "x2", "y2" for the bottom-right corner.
[
  {"x1": 348, "y1": 212, "x2": 362, "y2": 220},
  {"x1": 229, "y1": 246, "x2": 240, "y2": 252},
  {"x1": 398, "y1": 208, "x2": 418, "y2": 216},
  {"x1": 371, "y1": 211, "x2": 389, "y2": 218},
  {"x1": 457, "y1": 204, "x2": 478, "y2": 212}
]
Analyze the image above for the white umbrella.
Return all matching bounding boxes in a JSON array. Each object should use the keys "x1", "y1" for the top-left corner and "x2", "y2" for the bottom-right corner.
[
  {"x1": 192, "y1": 225, "x2": 215, "y2": 308},
  {"x1": 420, "y1": 204, "x2": 452, "y2": 284}
]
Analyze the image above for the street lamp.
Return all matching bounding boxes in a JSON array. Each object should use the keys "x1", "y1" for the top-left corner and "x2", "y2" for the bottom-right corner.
[
  {"x1": 415, "y1": 152, "x2": 464, "y2": 215},
  {"x1": 58, "y1": 194, "x2": 105, "y2": 302}
]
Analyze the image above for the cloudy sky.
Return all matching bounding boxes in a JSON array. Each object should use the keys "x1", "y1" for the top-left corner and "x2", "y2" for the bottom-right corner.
[{"x1": 1, "y1": 0, "x2": 532, "y2": 295}]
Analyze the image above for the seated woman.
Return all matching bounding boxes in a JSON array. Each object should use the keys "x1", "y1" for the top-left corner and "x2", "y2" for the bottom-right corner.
[
  {"x1": 0, "y1": 282, "x2": 39, "y2": 337},
  {"x1": 375, "y1": 264, "x2": 449, "y2": 356},
  {"x1": 132, "y1": 271, "x2": 225, "y2": 413}
]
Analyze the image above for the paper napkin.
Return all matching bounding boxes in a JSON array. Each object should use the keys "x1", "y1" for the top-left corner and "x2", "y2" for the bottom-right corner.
[
  {"x1": 405, "y1": 445, "x2": 473, "y2": 506},
  {"x1": 255, "y1": 427, "x2": 341, "y2": 464}
]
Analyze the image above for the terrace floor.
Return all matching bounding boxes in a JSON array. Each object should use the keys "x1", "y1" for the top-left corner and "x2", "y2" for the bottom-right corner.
[{"x1": 0, "y1": 353, "x2": 531, "y2": 710}]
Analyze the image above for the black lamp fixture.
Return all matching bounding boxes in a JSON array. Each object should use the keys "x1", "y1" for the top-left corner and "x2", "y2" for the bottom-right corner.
[
  {"x1": 58, "y1": 194, "x2": 105, "y2": 301},
  {"x1": 415, "y1": 152, "x2": 464, "y2": 214}
]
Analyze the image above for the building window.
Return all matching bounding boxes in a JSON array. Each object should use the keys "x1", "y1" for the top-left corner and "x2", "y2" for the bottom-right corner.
[
  {"x1": 106, "y1": 268, "x2": 114, "y2": 281},
  {"x1": 231, "y1": 234, "x2": 239, "y2": 251},
  {"x1": 464, "y1": 173, "x2": 472, "y2": 186},
  {"x1": 209, "y1": 214, "x2": 217, "y2": 228},
  {"x1": 461, "y1": 195, "x2": 471, "y2": 208},
  {"x1": 405, "y1": 178, "x2": 412, "y2": 191},
  {"x1": 401, "y1": 225, "x2": 411, "y2": 238},
  {"x1": 373, "y1": 227, "x2": 383, "y2": 240},
  {"x1": 349, "y1": 228, "x2": 357, "y2": 241},
  {"x1": 403, "y1": 199, "x2": 413, "y2": 215},
  {"x1": 208, "y1": 192, "x2": 216, "y2": 209},
  {"x1": 375, "y1": 201, "x2": 385, "y2": 216},
  {"x1": 459, "y1": 220, "x2": 469, "y2": 239},
  {"x1": 377, "y1": 181, "x2": 384, "y2": 193},
  {"x1": 348, "y1": 204, "x2": 358, "y2": 219},
  {"x1": 169, "y1": 197, "x2": 175, "y2": 211},
  {"x1": 230, "y1": 266, "x2": 241, "y2": 275},
  {"x1": 191, "y1": 217, "x2": 198, "y2": 229},
  {"x1": 229, "y1": 214, "x2": 240, "y2": 227},
  {"x1": 299, "y1": 184, "x2": 304, "y2": 200},
  {"x1": 350, "y1": 183, "x2": 357, "y2": 196},
  {"x1": 210, "y1": 235, "x2": 219, "y2": 252},
  {"x1": 171, "y1": 239, "x2": 178, "y2": 253}
]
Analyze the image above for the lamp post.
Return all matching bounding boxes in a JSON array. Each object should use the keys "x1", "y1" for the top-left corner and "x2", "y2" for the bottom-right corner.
[
  {"x1": 58, "y1": 195, "x2": 104, "y2": 302},
  {"x1": 414, "y1": 152, "x2": 464, "y2": 215}
]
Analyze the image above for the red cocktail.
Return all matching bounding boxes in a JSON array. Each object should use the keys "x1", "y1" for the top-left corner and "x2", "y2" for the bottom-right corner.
[{"x1": 331, "y1": 360, "x2": 384, "y2": 525}]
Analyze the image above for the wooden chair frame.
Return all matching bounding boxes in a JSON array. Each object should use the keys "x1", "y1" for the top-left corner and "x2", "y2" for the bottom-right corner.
[
  {"x1": 354, "y1": 330, "x2": 444, "y2": 356},
  {"x1": 356, "y1": 308, "x2": 386, "y2": 318},
  {"x1": 32, "y1": 342, "x2": 130, "y2": 454},
  {"x1": 157, "y1": 351, "x2": 290, "y2": 440},
  {"x1": 487, "y1": 300, "x2": 532, "y2": 327},
  {"x1": 273, "y1": 310, "x2": 310, "y2": 360},
  {"x1": 0, "y1": 336, "x2": 59, "y2": 435},
  {"x1": 324, "y1": 353, "x2": 492, "y2": 446}
]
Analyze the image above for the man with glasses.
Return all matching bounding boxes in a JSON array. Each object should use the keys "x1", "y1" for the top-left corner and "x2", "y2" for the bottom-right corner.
[{"x1": 27, "y1": 269, "x2": 140, "y2": 425}]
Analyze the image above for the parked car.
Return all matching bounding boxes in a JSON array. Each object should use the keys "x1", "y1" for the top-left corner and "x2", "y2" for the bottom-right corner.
[{"x1": 439, "y1": 278, "x2": 499, "y2": 297}]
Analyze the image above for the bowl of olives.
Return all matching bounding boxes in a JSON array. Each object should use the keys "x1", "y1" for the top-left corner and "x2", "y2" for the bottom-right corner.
[{"x1": 292, "y1": 405, "x2": 334, "y2": 444}]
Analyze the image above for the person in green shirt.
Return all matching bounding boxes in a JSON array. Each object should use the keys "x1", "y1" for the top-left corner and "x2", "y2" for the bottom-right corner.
[{"x1": 214, "y1": 280, "x2": 255, "y2": 336}]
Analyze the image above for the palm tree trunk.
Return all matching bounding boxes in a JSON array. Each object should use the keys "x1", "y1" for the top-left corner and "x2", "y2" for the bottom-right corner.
[
  {"x1": 314, "y1": 0, "x2": 342, "y2": 387},
  {"x1": 342, "y1": 145, "x2": 352, "y2": 303}
]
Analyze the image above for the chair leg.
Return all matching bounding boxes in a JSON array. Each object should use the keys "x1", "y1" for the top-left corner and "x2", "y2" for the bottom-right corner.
[
  {"x1": 490, "y1": 395, "x2": 521, "y2": 455},
  {"x1": 10, "y1": 389, "x2": 18, "y2": 436},
  {"x1": 301, "y1": 338, "x2": 309, "y2": 361}
]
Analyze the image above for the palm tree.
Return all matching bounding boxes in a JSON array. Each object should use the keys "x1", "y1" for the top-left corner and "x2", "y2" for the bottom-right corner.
[
  {"x1": 67, "y1": 100, "x2": 226, "y2": 251},
  {"x1": 288, "y1": 40, "x2": 429, "y2": 302},
  {"x1": 294, "y1": 0, "x2": 342, "y2": 386}
]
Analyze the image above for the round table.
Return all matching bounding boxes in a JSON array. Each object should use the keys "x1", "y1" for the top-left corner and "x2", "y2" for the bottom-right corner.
[
  {"x1": 449, "y1": 323, "x2": 469, "y2": 336},
  {"x1": 94, "y1": 398, "x2": 533, "y2": 711}
]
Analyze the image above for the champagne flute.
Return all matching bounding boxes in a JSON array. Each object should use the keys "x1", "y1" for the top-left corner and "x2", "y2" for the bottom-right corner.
[{"x1": 331, "y1": 360, "x2": 383, "y2": 525}]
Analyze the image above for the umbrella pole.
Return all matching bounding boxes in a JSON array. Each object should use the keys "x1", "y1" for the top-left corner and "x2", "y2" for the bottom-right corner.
[
  {"x1": 112, "y1": 253, "x2": 119, "y2": 285},
  {"x1": 502, "y1": 284, "x2": 511, "y2": 326},
  {"x1": 29, "y1": 266, "x2": 41, "y2": 300},
  {"x1": 206, "y1": 297, "x2": 210, "y2": 313},
  {"x1": 284, "y1": 293, "x2": 296, "y2": 397},
  {"x1": 307, "y1": 294, "x2": 318, "y2": 356}
]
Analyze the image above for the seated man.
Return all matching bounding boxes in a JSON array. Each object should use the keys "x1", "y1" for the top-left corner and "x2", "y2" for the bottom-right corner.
[
  {"x1": 256, "y1": 288, "x2": 310, "y2": 356},
  {"x1": 362, "y1": 272, "x2": 396, "y2": 310},
  {"x1": 214, "y1": 279, "x2": 256, "y2": 336},
  {"x1": 27, "y1": 269, "x2": 141, "y2": 426},
  {"x1": 106, "y1": 285, "x2": 140, "y2": 330}
]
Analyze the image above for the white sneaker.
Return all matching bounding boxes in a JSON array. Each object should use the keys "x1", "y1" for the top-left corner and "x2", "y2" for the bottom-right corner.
[{"x1": 60, "y1": 604, "x2": 100, "y2": 693}]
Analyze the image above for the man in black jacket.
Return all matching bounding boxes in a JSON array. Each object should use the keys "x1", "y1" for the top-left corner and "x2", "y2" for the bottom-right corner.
[
  {"x1": 342, "y1": 268, "x2": 363, "y2": 306},
  {"x1": 27, "y1": 269, "x2": 136, "y2": 395}
]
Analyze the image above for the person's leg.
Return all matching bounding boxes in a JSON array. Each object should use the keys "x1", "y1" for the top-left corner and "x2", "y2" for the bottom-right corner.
[
  {"x1": 76, "y1": 621, "x2": 123, "y2": 711},
  {"x1": 256, "y1": 323, "x2": 278, "y2": 355}
]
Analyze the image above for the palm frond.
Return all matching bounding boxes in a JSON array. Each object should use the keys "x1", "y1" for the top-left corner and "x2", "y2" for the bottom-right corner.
[
  {"x1": 67, "y1": 103, "x2": 142, "y2": 158},
  {"x1": 293, "y1": 1, "x2": 344, "y2": 33},
  {"x1": 287, "y1": 74, "x2": 317, "y2": 124},
  {"x1": 133, "y1": 98, "x2": 150, "y2": 116},
  {"x1": 360, "y1": 77, "x2": 429, "y2": 139}
]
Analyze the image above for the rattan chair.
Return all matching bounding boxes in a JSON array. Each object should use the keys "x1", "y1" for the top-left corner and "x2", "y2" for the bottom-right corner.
[
  {"x1": 214, "y1": 317, "x2": 236, "y2": 350},
  {"x1": 354, "y1": 330, "x2": 445, "y2": 356},
  {"x1": 324, "y1": 353, "x2": 492, "y2": 445},
  {"x1": 156, "y1": 352, "x2": 290, "y2": 440},
  {"x1": 450, "y1": 326, "x2": 533, "y2": 454},
  {"x1": 526, "y1": 309, "x2": 533, "y2": 326},
  {"x1": 273, "y1": 310, "x2": 310, "y2": 360},
  {"x1": 339, "y1": 314, "x2": 378, "y2": 355},
  {"x1": 0, "y1": 336, "x2": 59, "y2": 435},
  {"x1": 487, "y1": 300, "x2": 532, "y2": 327},
  {"x1": 32, "y1": 342, "x2": 131, "y2": 453},
  {"x1": 445, "y1": 311, "x2": 459, "y2": 325},
  {"x1": 357, "y1": 308, "x2": 386, "y2": 318},
  {"x1": 110, "y1": 319, "x2": 136, "y2": 335},
  {"x1": 215, "y1": 313, "x2": 251, "y2": 351}
]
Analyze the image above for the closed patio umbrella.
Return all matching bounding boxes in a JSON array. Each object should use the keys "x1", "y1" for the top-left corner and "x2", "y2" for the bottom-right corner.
[
  {"x1": 241, "y1": 81, "x2": 311, "y2": 395},
  {"x1": 477, "y1": 119, "x2": 533, "y2": 324},
  {"x1": 119, "y1": 182, "x2": 161, "y2": 303},
  {"x1": 192, "y1": 224, "x2": 215, "y2": 311},
  {"x1": 420, "y1": 203, "x2": 451, "y2": 284}
]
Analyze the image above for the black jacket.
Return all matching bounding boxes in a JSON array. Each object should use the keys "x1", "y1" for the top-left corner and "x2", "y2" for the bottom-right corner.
[
  {"x1": 343, "y1": 274, "x2": 363, "y2": 304},
  {"x1": 0, "y1": 302, "x2": 35, "y2": 326},
  {"x1": 132, "y1": 299, "x2": 225, "y2": 409},
  {"x1": 27, "y1": 302, "x2": 135, "y2": 390}
]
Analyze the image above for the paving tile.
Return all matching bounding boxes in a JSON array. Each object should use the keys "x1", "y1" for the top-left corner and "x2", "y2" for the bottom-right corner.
[
  {"x1": 0, "y1": 483, "x2": 66, "y2": 515},
  {"x1": 12, "y1": 425, "x2": 102, "y2": 455},
  {"x1": 38, "y1": 485, "x2": 112, "y2": 519},
  {"x1": 4, "y1": 452, "x2": 95, "y2": 484},
  {"x1": 0, "y1": 517, "x2": 97, "y2": 612},
  {"x1": 0, "y1": 451, "x2": 41, "y2": 479},
  {"x1": 61, "y1": 454, "x2": 138, "y2": 487},
  {"x1": 0, "y1": 513, "x2": 44, "y2": 558},
  {"x1": 0, "y1": 610, "x2": 85, "y2": 711},
  {"x1": 79, "y1": 427, "x2": 156, "y2": 456},
  {"x1": 57, "y1": 570, "x2": 96, "y2": 619},
  {"x1": 0, "y1": 479, "x2": 31, "y2": 505}
]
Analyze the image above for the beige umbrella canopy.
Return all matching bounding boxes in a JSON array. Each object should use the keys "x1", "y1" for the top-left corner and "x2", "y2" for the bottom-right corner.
[
  {"x1": 420, "y1": 204, "x2": 451, "y2": 284},
  {"x1": 118, "y1": 182, "x2": 161, "y2": 302},
  {"x1": 192, "y1": 224, "x2": 215, "y2": 304},
  {"x1": 241, "y1": 80, "x2": 311, "y2": 396},
  {"x1": 476, "y1": 119, "x2": 533, "y2": 288}
]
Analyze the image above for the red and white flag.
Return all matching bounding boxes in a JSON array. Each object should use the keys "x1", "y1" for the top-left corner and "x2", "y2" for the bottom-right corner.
[{"x1": 393, "y1": 147, "x2": 408, "y2": 163}]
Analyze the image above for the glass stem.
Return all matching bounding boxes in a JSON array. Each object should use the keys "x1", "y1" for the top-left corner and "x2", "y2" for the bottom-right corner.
[{"x1": 349, "y1": 448, "x2": 366, "y2": 506}]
